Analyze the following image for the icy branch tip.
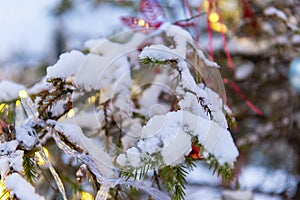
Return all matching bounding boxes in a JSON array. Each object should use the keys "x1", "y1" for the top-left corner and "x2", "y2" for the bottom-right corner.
[{"x1": 19, "y1": 90, "x2": 28, "y2": 98}]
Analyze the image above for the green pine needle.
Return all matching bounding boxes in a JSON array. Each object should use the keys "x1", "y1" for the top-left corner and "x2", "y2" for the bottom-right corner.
[{"x1": 23, "y1": 150, "x2": 38, "y2": 184}]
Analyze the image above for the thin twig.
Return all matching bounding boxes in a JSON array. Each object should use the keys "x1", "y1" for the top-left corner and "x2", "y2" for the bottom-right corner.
[{"x1": 175, "y1": 12, "x2": 206, "y2": 23}]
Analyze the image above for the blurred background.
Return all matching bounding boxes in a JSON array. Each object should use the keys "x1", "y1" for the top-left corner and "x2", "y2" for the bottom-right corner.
[{"x1": 0, "y1": 0, "x2": 299, "y2": 199}]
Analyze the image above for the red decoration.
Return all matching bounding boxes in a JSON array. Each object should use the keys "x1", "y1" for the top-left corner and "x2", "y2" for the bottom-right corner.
[
  {"x1": 139, "y1": 0, "x2": 166, "y2": 25},
  {"x1": 189, "y1": 145, "x2": 204, "y2": 160}
]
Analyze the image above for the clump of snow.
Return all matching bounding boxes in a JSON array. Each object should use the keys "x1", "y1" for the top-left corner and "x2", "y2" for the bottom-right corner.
[
  {"x1": 235, "y1": 62, "x2": 255, "y2": 80},
  {"x1": 74, "y1": 33, "x2": 145, "y2": 91},
  {"x1": 15, "y1": 125, "x2": 38, "y2": 150},
  {"x1": 0, "y1": 140, "x2": 19, "y2": 153},
  {"x1": 222, "y1": 190, "x2": 253, "y2": 200},
  {"x1": 125, "y1": 147, "x2": 142, "y2": 168},
  {"x1": 46, "y1": 50, "x2": 86, "y2": 79},
  {"x1": 264, "y1": 7, "x2": 287, "y2": 21},
  {"x1": 118, "y1": 110, "x2": 238, "y2": 167},
  {"x1": 0, "y1": 141, "x2": 22, "y2": 177},
  {"x1": 0, "y1": 80, "x2": 26, "y2": 102},
  {"x1": 161, "y1": 129, "x2": 191, "y2": 165},
  {"x1": 5, "y1": 173, "x2": 45, "y2": 200},
  {"x1": 139, "y1": 44, "x2": 178, "y2": 61}
]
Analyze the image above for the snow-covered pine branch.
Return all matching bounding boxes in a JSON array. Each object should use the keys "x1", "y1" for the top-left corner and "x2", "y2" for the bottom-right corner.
[{"x1": 0, "y1": 24, "x2": 238, "y2": 200}]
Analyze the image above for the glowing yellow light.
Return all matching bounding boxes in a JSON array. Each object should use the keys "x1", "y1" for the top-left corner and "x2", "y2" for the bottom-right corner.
[
  {"x1": 209, "y1": 12, "x2": 220, "y2": 23},
  {"x1": 211, "y1": 22, "x2": 228, "y2": 33},
  {"x1": 15, "y1": 100, "x2": 21, "y2": 107},
  {"x1": 138, "y1": 19, "x2": 145, "y2": 27},
  {"x1": 35, "y1": 147, "x2": 49, "y2": 165},
  {"x1": 67, "y1": 108, "x2": 75, "y2": 118},
  {"x1": 19, "y1": 90, "x2": 28, "y2": 98},
  {"x1": 87, "y1": 96, "x2": 97, "y2": 104},
  {"x1": 145, "y1": 23, "x2": 149, "y2": 29},
  {"x1": 0, "y1": 177, "x2": 9, "y2": 199},
  {"x1": 0, "y1": 103, "x2": 8, "y2": 111},
  {"x1": 81, "y1": 191, "x2": 94, "y2": 200}
]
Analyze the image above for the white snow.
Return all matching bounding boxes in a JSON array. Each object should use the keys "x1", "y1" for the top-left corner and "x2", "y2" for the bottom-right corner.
[
  {"x1": 125, "y1": 147, "x2": 142, "y2": 168},
  {"x1": 197, "y1": 49, "x2": 220, "y2": 68},
  {"x1": 72, "y1": 33, "x2": 145, "y2": 91},
  {"x1": 0, "y1": 142, "x2": 22, "y2": 177},
  {"x1": 264, "y1": 7, "x2": 288, "y2": 21},
  {"x1": 50, "y1": 101, "x2": 67, "y2": 117},
  {"x1": 160, "y1": 129, "x2": 191, "y2": 165},
  {"x1": 239, "y1": 166, "x2": 299, "y2": 195},
  {"x1": 203, "y1": 86, "x2": 228, "y2": 128},
  {"x1": 235, "y1": 62, "x2": 255, "y2": 80},
  {"x1": 292, "y1": 35, "x2": 300, "y2": 44},
  {"x1": 139, "y1": 44, "x2": 178, "y2": 61},
  {"x1": 0, "y1": 140, "x2": 19, "y2": 153},
  {"x1": 161, "y1": 24, "x2": 192, "y2": 58},
  {"x1": 15, "y1": 125, "x2": 38, "y2": 150},
  {"x1": 4, "y1": 173, "x2": 45, "y2": 200},
  {"x1": 254, "y1": 194, "x2": 282, "y2": 200},
  {"x1": 186, "y1": 163, "x2": 220, "y2": 185},
  {"x1": 46, "y1": 50, "x2": 86, "y2": 79},
  {"x1": 131, "y1": 110, "x2": 237, "y2": 166},
  {"x1": 116, "y1": 153, "x2": 127, "y2": 166},
  {"x1": 222, "y1": 190, "x2": 253, "y2": 200},
  {"x1": 185, "y1": 186, "x2": 221, "y2": 200},
  {"x1": 0, "y1": 80, "x2": 26, "y2": 102},
  {"x1": 48, "y1": 120, "x2": 115, "y2": 178}
]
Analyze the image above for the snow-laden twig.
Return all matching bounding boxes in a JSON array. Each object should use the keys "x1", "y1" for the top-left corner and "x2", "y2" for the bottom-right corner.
[
  {"x1": 19, "y1": 91, "x2": 67, "y2": 200},
  {"x1": 50, "y1": 127, "x2": 171, "y2": 200}
]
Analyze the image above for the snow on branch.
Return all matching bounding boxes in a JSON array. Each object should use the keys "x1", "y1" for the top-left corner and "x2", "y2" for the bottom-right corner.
[
  {"x1": 4, "y1": 173, "x2": 45, "y2": 200},
  {"x1": 0, "y1": 80, "x2": 26, "y2": 103},
  {"x1": 0, "y1": 23, "x2": 239, "y2": 200}
]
